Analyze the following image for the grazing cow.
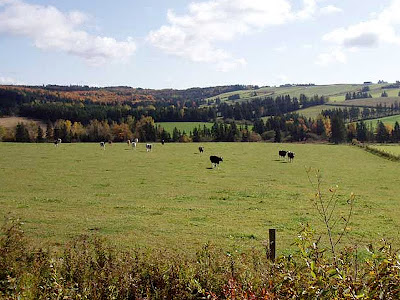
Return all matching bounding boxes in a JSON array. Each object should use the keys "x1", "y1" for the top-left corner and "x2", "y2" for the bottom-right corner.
[
  {"x1": 54, "y1": 138, "x2": 62, "y2": 147},
  {"x1": 134, "y1": 138, "x2": 139, "y2": 143},
  {"x1": 199, "y1": 146, "x2": 204, "y2": 153},
  {"x1": 279, "y1": 150, "x2": 287, "y2": 160},
  {"x1": 127, "y1": 140, "x2": 131, "y2": 146},
  {"x1": 146, "y1": 143, "x2": 152, "y2": 152},
  {"x1": 210, "y1": 155, "x2": 223, "y2": 168},
  {"x1": 161, "y1": 140, "x2": 165, "y2": 145},
  {"x1": 132, "y1": 142, "x2": 137, "y2": 149},
  {"x1": 100, "y1": 142, "x2": 106, "y2": 150},
  {"x1": 287, "y1": 151, "x2": 295, "y2": 162}
]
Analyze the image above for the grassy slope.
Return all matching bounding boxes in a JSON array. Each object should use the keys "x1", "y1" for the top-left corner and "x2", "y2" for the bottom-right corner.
[
  {"x1": 369, "y1": 144, "x2": 400, "y2": 155},
  {"x1": 0, "y1": 116, "x2": 46, "y2": 129},
  {"x1": 0, "y1": 143, "x2": 399, "y2": 255},
  {"x1": 362, "y1": 114, "x2": 400, "y2": 129},
  {"x1": 294, "y1": 105, "x2": 342, "y2": 119},
  {"x1": 207, "y1": 84, "x2": 366, "y2": 103},
  {"x1": 156, "y1": 122, "x2": 214, "y2": 134}
]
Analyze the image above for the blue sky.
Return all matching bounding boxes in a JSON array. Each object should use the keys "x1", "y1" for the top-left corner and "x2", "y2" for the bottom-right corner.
[{"x1": 0, "y1": 0, "x2": 399, "y2": 88}]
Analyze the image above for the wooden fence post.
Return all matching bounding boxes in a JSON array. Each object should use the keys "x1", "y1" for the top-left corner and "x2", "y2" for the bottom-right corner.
[{"x1": 269, "y1": 228, "x2": 276, "y2": 261}]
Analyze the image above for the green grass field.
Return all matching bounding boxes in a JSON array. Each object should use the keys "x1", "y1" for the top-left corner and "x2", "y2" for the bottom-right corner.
[
  {"x1": 368, "y1": 144, "x2": 400, "y2": 156},
  {"x1": 0, "y1": 143, "x2": 399, "y2": 256},
  {"x1": 207, "y1": 84, "x2": 388, "y2": 103},
  {"x1": 295, "y1": 105, "x2": 343, "y2": 119},
  {"x1": 364, "y1": 114, "x2": 400, "y2": 129},
  {"x1": 156, "y1": 122, "x2": 214, "y2": 134}
]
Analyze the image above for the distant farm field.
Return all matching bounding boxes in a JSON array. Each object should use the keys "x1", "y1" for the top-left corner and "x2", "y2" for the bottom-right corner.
[
  {"x1": 0, "y1": 143, "x2": 399, "y2": 255},
  {"x1": 365, "y1": 114, "x2": 400, "y2": 129},
  {"x1": 156, "y1": 122, "x2": 214, "y2": 134},
  {"x1": 0, "y1": 116, "x2": 46, "y2": 129}
]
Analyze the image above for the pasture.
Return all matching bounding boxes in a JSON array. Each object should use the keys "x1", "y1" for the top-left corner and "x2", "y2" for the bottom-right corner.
[
  {"x1": 365, "y1": 114, "x2": 400, "y2": 129},
  {"x1": 368, "y1": 144, "x2": 400, "y2": 156},
  {"x1": 156, "y1": 122, "x2": 214, "y2": 134},
  {"x1": 0, "y1": 142, "x2": 399, "y2": 256}
]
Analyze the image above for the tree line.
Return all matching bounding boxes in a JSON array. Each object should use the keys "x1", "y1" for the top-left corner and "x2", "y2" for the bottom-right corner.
[{"x1": 0, "y1": 87, "x2": 327, "y2": 124}]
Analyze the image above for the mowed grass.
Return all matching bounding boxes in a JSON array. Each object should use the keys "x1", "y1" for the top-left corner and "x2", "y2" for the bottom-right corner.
[
  {"x1": 368, "y1": 144, "x2": 400, "y2": 156},
  {"x1": 156, "y1": 122, "x2": 214, "y2": 134},
  {"x1": 0, "y1": 143, "x2": 399, "y2": 255}
]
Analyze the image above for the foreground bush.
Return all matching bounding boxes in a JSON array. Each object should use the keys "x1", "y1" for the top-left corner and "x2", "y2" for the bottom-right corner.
[{"x1": 1, "y1": 220, "x2": 399, "y2": 299}]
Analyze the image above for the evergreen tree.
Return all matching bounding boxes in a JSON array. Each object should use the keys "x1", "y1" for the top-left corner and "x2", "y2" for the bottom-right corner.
[
  {"x1": 172, "y1": 127, "x2": 180, "y2": 142},
  {"x1": 330, "y1": 113, "x2": 346, "y2": 144},
  {"x1": 274, "y1": 129, "x2": 281, "y2": 142},
  {"x1": 356, "y1": 121, "x2": 367, "y2": 142},
  {"x1": 392, "y1": 121, "x2": 400, "y2": 142},
  {"x1": 46, "y1": 122, "x2": 53, "y2": 141},
  {"x1": 15, "y1": 123, "x2": 30, "y2": 142},
  {"x1": 381, "y1": 90, "x2": 388, "y2": 97},
  {"x1": 376, "y1": 121, "x2": 389, "y2": 143},
  {"x1": 36, "y1": 126, "x2": 44, "y2": 143}
]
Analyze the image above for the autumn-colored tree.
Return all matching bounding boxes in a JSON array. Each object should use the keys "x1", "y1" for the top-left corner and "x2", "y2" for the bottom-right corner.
[
  {"x1": 111, "y1": 122, "x2": 133, "y2": 142},
  {"x1": 71, "y1": 122, "x2": 86, "y2": 141},
  {"x1": 134, "y1": 116, "x2": 156, "y2": 142}
]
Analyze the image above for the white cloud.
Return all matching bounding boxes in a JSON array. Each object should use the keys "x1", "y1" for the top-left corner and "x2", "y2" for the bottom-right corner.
[
  {"x1": 274, "y1": 45, "x2": 288, "y2": 52},
  {"x1": 0, "y1": 75, "x2": 20, "y2": 84},
  {"x1": 316, "y1": 0, "x2": 400, "y2": 66},
  {"x1": 148, "y1": 0, "x2": 327, "y2": 71},
  {"x1": 315, "y1": 48, "x2": 346, "y2": 66},
  {"x1": 0, "y1": 0, "x2": 136, "y2": 65},
  {"x1": 323, "y1": 0, "x2": 400, "y2": 49},
  {"x1": 320, "y1": 5, "x2": 342, "y2": 15}
]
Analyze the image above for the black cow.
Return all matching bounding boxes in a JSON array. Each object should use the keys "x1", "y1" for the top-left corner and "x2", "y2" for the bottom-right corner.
[
  {"x1": 199, "y1": 146, "x2": 204, "y2": 153},
  {"x1": 279, "y1": 150, "x2": 287, "y2": 159},
  {"x1": 287, "y1": 151, "x2": 295, "y2": 162},
  {"x1": 210, "y1": 155, "x2": 223, "y2": 168}
]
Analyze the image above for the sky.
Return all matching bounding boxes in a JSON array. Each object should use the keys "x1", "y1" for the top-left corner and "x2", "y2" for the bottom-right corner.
[{"x1": 0, "y1": 0, "x2": 399, "y2": 89}]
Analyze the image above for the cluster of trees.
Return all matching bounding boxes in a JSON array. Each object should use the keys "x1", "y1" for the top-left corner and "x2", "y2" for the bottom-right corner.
[
  {"x1": 0, "y1": 117, "x2": 258, "y2": 143},
  {"x1": 0, "y1": 116, "x2": 167, "y2": 143},
  {"x1": 345, "y1": 91, "x2": 372, "y2": 100},
  {"x1": 322, "y1": 103, "x2": 400, "y2": 123},
  {"x1": 1, "y1": 86, "x2": 327, "y2": 124}
]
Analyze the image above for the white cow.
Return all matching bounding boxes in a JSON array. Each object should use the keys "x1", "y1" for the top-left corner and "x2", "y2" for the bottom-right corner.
[{"x1": 132, "y1": 142, "x2": 137, "y2": 149}]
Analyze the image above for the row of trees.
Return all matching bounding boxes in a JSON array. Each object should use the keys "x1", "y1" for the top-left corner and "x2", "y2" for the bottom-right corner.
[
  {"x1": 0, "y1": 86, "x2": 328, "y2": 124},
  {"x1": 322, "y1": 103, "x2": 400, "y2": 123},
  {"x1": 2, "y1": 114, "x2": 400, "y2": 144}
]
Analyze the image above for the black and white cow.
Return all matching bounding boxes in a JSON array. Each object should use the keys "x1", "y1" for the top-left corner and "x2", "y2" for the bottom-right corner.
[
  {"x1": 161, "y1": 140, "x2": 165, "y2": 145},
  {"x1": 287, "y1": 151, "x2": 295, "y2": 162},
  {"x1": 54, "y1": 138, "x2": 62, "y2": 147},
  {"x1": 278, "y1": 150, "x2": 287, "y2": 159},
  {"x1": 100, "y1": 142, "x2": 106, "y2": 150},
  {"x1": 210, "y1": 155, "x2": 223, "y2": 168},
  {"x1": 146, "y1": 143, "x2": 152, "y2": 152},
  {"x1": 132, "y1": 141, "x2": 137, "y2": 149},
  {"x1": 134, "y1": 138, "x2": 139, "y2": 143},
  {"x1": 199, "y1": 146, "x2": 204, "y2": 153}
]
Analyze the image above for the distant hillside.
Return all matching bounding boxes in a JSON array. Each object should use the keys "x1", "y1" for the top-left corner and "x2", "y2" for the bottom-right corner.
[
  {"x1": 0, "y1": 84, "x2": 255, "y2": 105},
  {"x1": 207, "y1": 83, "x2": 400, "y2": 104}
]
